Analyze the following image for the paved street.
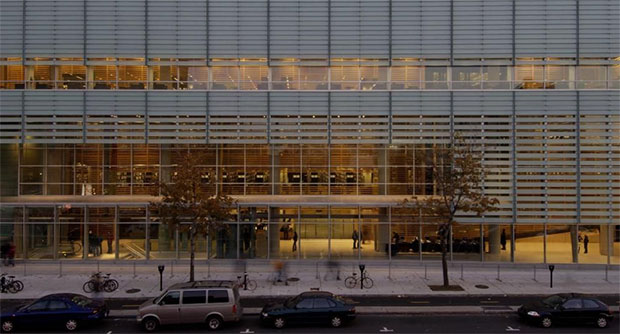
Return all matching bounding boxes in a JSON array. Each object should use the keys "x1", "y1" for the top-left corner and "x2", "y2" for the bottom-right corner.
[{"x1": 10, "y1": 314, "x2": 618, "y2": 334}]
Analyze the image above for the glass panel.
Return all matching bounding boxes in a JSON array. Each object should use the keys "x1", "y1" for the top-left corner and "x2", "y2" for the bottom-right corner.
[
  {"x1": 514, "y1": 225, "x2": 544, "y2": 263},
  {"x1": 612, "y1": 225, "x2": 620, "y2": 265},
  {"x1": 239, "y1": 66, "x2": 268, "y2": 90},
  {"x1": 0, "y1": 223, "x2": 22, "y2": 261},
  {"x1": 149, "y1": 224, "x2": 176, "y2": 259},
  {"x1": 269, "y1": 207, "x2": 298, "y2": 259},
  {"x1": 577, "y1": 225, "x2": 608, "y2": 264},
  {"x1": 360, "y1": 207, "x2": 389, "y2": 259},
  {"x1": 92, "y1": 65, "x2": 116, "y2": 89},
  {"x1": 390, "y1": 223, "x2": 420, "y2": 258},
  {"x1": 87, "y1": 224, "x2": 114, "y2": 259},
  {"x1": 299, "y1": 66, "x2": 328, "y2": 90},
  {"x1": 452, "y1": 223, "x2": 481, "y2": 261},
  {"x1": 56, "y1": 65, "x2": 86, "y2": 89},
  {"x1": 118, "y1": 65, "x2": 146, "y2": 89},
  {"x1": 118, "y1": 224, "x2": 146, "y2": 260},
  {"x1": 209, "y1": 224, "x2": 236, "y2": 259},
  {"x1": 360, "y1": 66, "x2": 388, "y2": 90},
  {"x1": 577, "y1": 66, "x2": 607, "y2": 89},
  {"x1": 58, "y1": 223, "x2": 83, "y2": 259},
  {"x1": 482, "y1": 66, "x2": 510, "y2": 89},
  {"x1": 483, "y1": 225, "x2": 511, "y2": 262},
  {"x1": 330, "y1": 206, "x2": 358, "y2": 259},
  {"x1": 546, "y1": 65, "x2": 574, "y2": 89},
  {"x1": 421, "y1": 224, "x2": 442, "y2": 260},
  {"x1": 452, "y1": 67, "x2": 481, "y2": 89},
  {"x1": 25, "y1": 224, "x2": 54, "y2": 259},
  {"x1": 299, "y1": 223, "x2": 328, "y2": 259},
  {"x1": 331, "y1": 66, "x2": 359, "y2": 90},
  {"x1": 211, "y1": 66, "x2": 238, "y2": 89},
  {"x1": 609, "y1": 65, "x2": 620, "y2": 89},
  {"x1": 390, "y1": 66, "x2": 421, "y2": 89},
  {"x1": 515, "y1": 65, "x2": 544, "y2": 89},
  {"x1": 0, "y1": 65, "x2": 24, "y2": 89},
  {"x1": 239, "y1": 207, "x2": 268, "y2": 259},
  {"x1": 272, "y1": 66, "x2": 299, "y2": 90},
  {"x1": 31, "y1": 65, "x2": 53, "y2": 89},
  {"x1": 179, "y1": 66, "x2": 208, "y2": 90},
  {"x1": 546, "y1": 224, "x2": 575, "y2": 264},
  {"x1": 423, "y1": 67, "x2": 448, "y2": 89},
  {"x1": 152, "y1": 65, "x2": 178, "y2": 90}
]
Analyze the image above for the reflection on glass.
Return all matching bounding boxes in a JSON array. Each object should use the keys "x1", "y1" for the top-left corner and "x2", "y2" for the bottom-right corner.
[
  {"x1": 149, "y1": 224, "x2": 176, "y2": 259},
  {"x1": 483, "y1": 66, "x2": 510, "y2": 89},
  {"x1": 118, "y1": 224, "x2": 146, "y2": 260},
  {"x1": 452, "y1": 223, "x2": 481, "y2": 261},
  {"x1": 546, "y1": 65, "x2": 574, "y2": 89},
  {"x1": 58, "y1": 224, "x2": 83, "y2": 259},
  {"x1": 452, "y1": 67, "x2": 481, "y2": 89},
  {"x1": 423, "y1": 67, "x2": 448, "y2": 89},
  {"x1": 577, "y1": 66, "x2": 607, "y2": 89},
  {"x1": 609, "y1": 65, "x2": 620, "y2": 89},
  {"x1": 26, "y1": 224, "x2": 55, "y2": 259},
  {"x1": 391, "y1": 66, "x2": 421, "y2": 89}
]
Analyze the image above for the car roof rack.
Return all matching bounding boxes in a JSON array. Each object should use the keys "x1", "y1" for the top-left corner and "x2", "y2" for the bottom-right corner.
[{"x1": 168, "y1": 280, "x2": 237, "y2": 290}]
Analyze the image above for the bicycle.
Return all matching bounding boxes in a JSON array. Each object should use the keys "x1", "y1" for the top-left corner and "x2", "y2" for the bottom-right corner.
[
  {"x1": 236, "y1": 272, "x2": 257, "y2": 291},
  {"x1": 83, "y1": 272, "x2": 118, "y2": 293},
  {"x1": 0, "y1": 273, "x2": 24, "y2": 293},
  {"x1": 344, "y1": 271, "x2": 374, "y2": 289}
]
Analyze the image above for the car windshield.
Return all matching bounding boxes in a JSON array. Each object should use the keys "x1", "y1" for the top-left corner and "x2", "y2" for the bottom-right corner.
[
  {"x1": 154, "y1": 290, "x2": 168, "y2": 303},
  {"x1": 71, "y1": 295, "x2": 94, "y2": 307},
  {"x1": 285, "y1": 296, "x2": 300, "y2": 308},
  {"x1": 542, "y1": 295, "x2": 565, "y2": 307}
]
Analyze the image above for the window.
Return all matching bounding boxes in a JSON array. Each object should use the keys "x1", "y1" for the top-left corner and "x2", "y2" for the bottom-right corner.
[
  {"x1": 179, "y1": 66, "x2": 208, "y2": 90},
  {"x1": 0, "y1": 65, "x2": 24, "y2": 89},
  {"x1": 391, "y1": 66, "x2": 421, "y2": 89},
  {"x1": 299, "y1": 66, "x2": 328, "y2": 90},
  {"x1": 272, "y1": 66, "x2": 299, "y2": 90},
  {"x1": 331, "y1": 66, "x2": 360, "y2": 90},
  {"x1": 295, "y1": 298, "x2": 314, "y2": 309},
  {"x1": 208, "y1": 290, "x2": 229, "y2": 303},
  {"x1": 423, "y1": 67, "x2": 448, "y2": 89},
  {"x1": 313, "y1": 298, "x2": 331, "y2": 309},
  {"x1": 482, "y1": 66, "x2": 510, "y2": 89},
  {"x1": 56, "y1": 65, "x2": 86, "y2": 90},
  {"x1": 152, "y1": 65, "x2": 178, "y2": 90},
  {"x1": 27, "y1": 300, "x2": 48, "y2": 312},
  {"x1": 577, "y1": 66, "x2": 607, "y2": 89},
  {"x1": 582, "y1": 299, "x2": 600, "y2": 309},
  {"x1": 160, "y1": 291, "x2": 180, "y2": 305},
  {"x1": 515, "y1": 65, "x2": 544, "y2": 89},
  {"x1": 212, "y1": 67, "x2": 239, "y2": 90},
  {"x1": 182, "y1": 290, "x2": 206, "y2": 304},
  {"x1": 118, "y1": 65, "x2": 146, "y2": 89},
  {"x1": 47, "y1": 300, "x2": 69, "y2": 311},
  {"x1": 562, "y1": 299, "x2": 582, "y2": 309},
  {"x1": 452, "y1": 67, "x2": 481, "y2": 89},
  {"x1": 71, "y1": 295, "x2": 93, "y2": 307}
]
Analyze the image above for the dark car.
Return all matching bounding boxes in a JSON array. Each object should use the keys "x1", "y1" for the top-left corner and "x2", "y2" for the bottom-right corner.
[
  {"x1": 260, "y1": 291, "x2": 356, "y2": 329},
  {"x1": 518, "y1": 293, "x2": 613, "y2": 328},
  {"x1": 0, "y1": 293, "x2": 108, "y2": 332}
]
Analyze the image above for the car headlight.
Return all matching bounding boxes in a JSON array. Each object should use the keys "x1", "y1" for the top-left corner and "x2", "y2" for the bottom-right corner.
[
  {"x1": 527, "y1": 311, "x2": 540, "y2": 317},
  {"x1": 261, "y1": 312, "x2": 269, "y2": 317}
]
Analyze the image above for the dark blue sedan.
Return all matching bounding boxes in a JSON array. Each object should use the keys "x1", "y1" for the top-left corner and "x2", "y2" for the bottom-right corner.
[{"x1": 0, "y1": 293, "x2": 108, "y2": 332}]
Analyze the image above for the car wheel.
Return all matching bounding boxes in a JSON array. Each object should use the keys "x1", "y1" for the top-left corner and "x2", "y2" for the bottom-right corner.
[
  {"x1": 596, "y1": 316, "x2": 608, "y2": 328},
  {"x1": 65, "y1": 319, "x2": 78, "y2": 331},
  {"x1": 1, "y1": 320, "x2": 15, "y2": 332},
  {"x1": 273, "y1": 317, "x2": 286, "y2": 329},
  {"x1": 330, "y1": 315, "x2": 343, "y2": 328},
  {"x1": 206, "y1": 315, "x2": 223, "y2": 331},
  {"x1": 142, "y1": 317, "x2": 159, "y2": 332},
  {"x1": 541, "y1": 317, "x2": 552, "y2": 328}
]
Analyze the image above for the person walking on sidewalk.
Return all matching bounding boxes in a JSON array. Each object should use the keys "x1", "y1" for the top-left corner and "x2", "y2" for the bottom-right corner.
[
  {"x1": 583, "y1": 234, "x2": 589, "y2": 254},
  {"x1": 500, "y1": 229, "x2": 507, "y2": 250},
  {"x1": 7, "y1": 242, "x2": 15, "y2": 267},
  {"x1": 292, "y1": 231, "x2": 298, "y2": 252},
  {"x1": 352, "y1": 230, "x2": 359, "y2": 249}
]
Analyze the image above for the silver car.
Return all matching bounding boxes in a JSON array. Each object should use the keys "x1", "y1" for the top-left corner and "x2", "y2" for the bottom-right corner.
[{"x1": 137, "y1": 280, "x2": 242, "y2": 331}]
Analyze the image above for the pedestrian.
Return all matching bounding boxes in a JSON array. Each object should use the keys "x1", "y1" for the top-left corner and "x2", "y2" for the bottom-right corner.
[
  {"x1": 583, "y1": 234, "x2": 589, "y2": 254},
  {"x1": 352, "y1": 230, "x2": 359, "y2": 249},
  {"x1": 106, "y1": 232, "x2": 113, "y2": 254},
  {"x1": 292, "y1": 231, "x2": 298, "y2": 252},
  {"x1": 578, "y1": 233, "x2": 583, "y2": 253},
  {"x1": 7, "y1": 242, "x2": 15, "y2": 267},
  {"x1": 500, "y1": 229, "x2": 507, "y2": 250},
  {"x1": 1, "y1": 241, "x2": 8, "y2": 266}
]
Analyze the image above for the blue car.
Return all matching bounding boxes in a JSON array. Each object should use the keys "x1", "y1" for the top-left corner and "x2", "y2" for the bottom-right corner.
[{"x1": 0, "y1": 293, "x2": 108, "y2": 332}]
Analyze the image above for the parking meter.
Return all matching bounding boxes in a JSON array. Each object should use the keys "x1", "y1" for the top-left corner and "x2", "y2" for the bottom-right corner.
[
  {"x1": 158, "y1": 265, "x2": 165, "y2": 291},
  {"x1": 359, "y1": 264, "x2": 366, "y2": 289},
  {"x1": 548, "y1": 265, "x2": 554, "y2": 288}
]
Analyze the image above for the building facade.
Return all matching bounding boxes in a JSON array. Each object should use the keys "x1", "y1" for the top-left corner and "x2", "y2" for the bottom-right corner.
[{"x1": 0, "y1": 0, "x2": 618, "y2": 264}]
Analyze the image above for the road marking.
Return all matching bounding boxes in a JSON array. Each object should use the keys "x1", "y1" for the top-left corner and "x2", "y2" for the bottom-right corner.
[
  {"x1": 106, "y1": 331, "x2": 112, "y2": 334},
  {"x1": 379, "y1": 327, "x2": 394, "y2": 333},
  {"x1": 121, "y1": 304, "x2": 140, "y2": 308},
  {"x1": 240, "y1": 329, "x2": 254, "y2": 334},
  {"x1": 409, "y1": 301, "x2": 430, "y2": 304},
  {"x1": 480, "y1": 300, "x2": 499, "y2": 304},
  {"x1": 505, "y1": 326, "x2": 520, "y2": 332}
]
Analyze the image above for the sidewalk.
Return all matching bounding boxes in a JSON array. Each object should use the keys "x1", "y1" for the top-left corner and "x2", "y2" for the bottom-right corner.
[{"x1": 1, "y1": 261, "x2": 618, "y2": 300}]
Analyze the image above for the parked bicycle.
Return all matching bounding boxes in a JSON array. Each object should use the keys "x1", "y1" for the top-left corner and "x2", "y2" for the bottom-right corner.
[
  {"x1": 0, "y1": 273, "x2": 24, "y2": 293},
  {"x1": 83, "y1": 272, "x2": 118, "y2": 293},
  {"x1": 344, "y1": 271, "x2": 374, "y2": 289},
  {"x1": 237, "y1": 272, "x2": 257, "y2": 291}
]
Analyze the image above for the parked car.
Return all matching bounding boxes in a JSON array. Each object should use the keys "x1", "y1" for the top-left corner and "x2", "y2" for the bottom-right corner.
[
  {"x1": 518, "y1": 293, "x2": 613, "y2": 328},
  {"x1": 260, "y1": 291, "x2": 356, "y2": 329},
  {"x1": 137, "y1": 280, "x2": 242, "y2": 332},
  {"x1": 0, "y1": 293, "x2": 108, "y2": 332}
]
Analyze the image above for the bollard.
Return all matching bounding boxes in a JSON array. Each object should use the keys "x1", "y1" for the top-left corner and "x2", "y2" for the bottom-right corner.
[
  {"x1": 424, "y1": 264, "x2": 427, "y2": 280},
  {"x1": 605, "y1": 265, "x2": 608, "y2": 282},
  {"x1": 533, "y1": 265, "x2": 537, "y2": 282},
  {"x1": 59, "y1": 261, "x2": 62, "y2": 278},
  {"x1": 23, "y1": 262, "x2": 26, "y2": 276},
  {"x1": 207, "y1": 260, "x2": 211, "y2": 278},
  {"x1": 133, "y1": 262, "x2": 136, "y2": 278},
  {"x1": 97, "y1": 261, "x2": 100, "y2": 272},
  {"x1": 496, "y1": 264, "x2": 501, "y2": 281},
  {"x1": 316, "y1": 262, "x2": 320, "y2": 279},
  {"x1": 170, "y1": 261, "x2": 174, "y2": 278},
  {"x1": 388, "y1": 261, "x2": 392, "y2": 280},
  {"x1": 460, "y1": 264, "x2": 464, "y2": 280}
]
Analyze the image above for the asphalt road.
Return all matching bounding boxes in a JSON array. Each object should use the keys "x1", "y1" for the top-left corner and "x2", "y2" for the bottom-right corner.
[
  {"x1": 2, "y1": 294, "x2": 619, "y2": 312},
  {"x1": 8, "y1": 314, "x2": 619, "y2": 333}
]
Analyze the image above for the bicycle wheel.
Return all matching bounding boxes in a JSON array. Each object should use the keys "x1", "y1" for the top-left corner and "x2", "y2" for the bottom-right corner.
[
  {"x1": 246, "y1": 280, "x2": 257, "y2": 291},
  {"x1": 83, "y1": 281, "x2": 95, "y2": 293},
  {"x1": 344, "y1": 276, "x2": 357, "y2": 289},
  {"x1": 362, "y1": 277, "x2": 374, "y2": 289},
  {"x1": 7, "y1": 282, "x2": 19, "y2": 294},
  {"x1": 12, "y1": 280, "x2": 23, "y2": 292},
  {"x1": 104, "y1": 279, "x2": 119, "y2": 292}
]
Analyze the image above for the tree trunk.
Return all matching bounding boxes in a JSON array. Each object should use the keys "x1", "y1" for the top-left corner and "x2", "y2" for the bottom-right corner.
[
  {"x1": 189, "y1": 224, "x2": 196, "y2": 282},
  {"x1": 440, "y1": 233, "x2": 449, "y2": 287}
]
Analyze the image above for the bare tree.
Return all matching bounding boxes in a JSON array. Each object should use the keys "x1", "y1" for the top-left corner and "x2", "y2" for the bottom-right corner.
[
  {"x1": 402, "y1": 138, "x2": 499, "y2": 287},
  {"x1": 150, "y1": 152, "x2": 235, "y2": 282}
]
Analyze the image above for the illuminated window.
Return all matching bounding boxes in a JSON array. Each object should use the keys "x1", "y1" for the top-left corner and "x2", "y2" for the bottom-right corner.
[
  {"x1": 299, "y1": 66, "x2": 328, "y2": 90},
  {"x1": 360, "y1": 66, "x2": 387, "y2": 90},
  {"x1": 92, "y1": 65, "x2": 117, "y2": 89},
  {"x1": 577, "y1": 66, "x2": 607, "y2": 89},
  {"x1": 211, "y1": 66, "x2": 239, "y2": 90},
  {"x1": 118, "y1": 65, "x2": 146, "y2": 89},
  {"x1": 56, "y1": 65, "x2": 86, "y2": 89},
  {"x1": 546, "y1": 65, "x2": 574, "y2": 89},
  {"x1": 515, "y1": 65, "x2": 544, "y2": 89},
  {"x1": 423, "y1": 67, "x2": 448, "y2": 89},
  {"x1": 391, "y1": 66, "x2": 421, "y2": 89},
  {"x1": 0, "y1": 65, "x2": 24, "y2": 89},
  {"x1": 179, "y1": 66, "x2": 208, "y2": 90},
  {"x1": 272, "y1": 66, "x2": 299, "y2": 90},
  {"x1": 239, "y1": 66, "x2": 268, "y2": 90},
  {"x1": 452, "y1": 66, "x2": 481, "y2": 89},
  {"x1": 331, "y1": 66, "x2": 359, "y2": 90},
  {"x1": 482, "y1": 66, "x2": 510, "y2": 89}
]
